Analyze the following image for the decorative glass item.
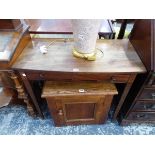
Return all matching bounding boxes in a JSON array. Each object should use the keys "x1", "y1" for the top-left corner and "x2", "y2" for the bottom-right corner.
[{"x1": 72, "y1": 19, "x2": 101, "y2": 61}]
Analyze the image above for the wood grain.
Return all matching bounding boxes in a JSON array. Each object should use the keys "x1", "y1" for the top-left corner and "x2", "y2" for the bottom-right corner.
[
  {"x1": 12, "y1": 39, "x2": 146, "y2": 73},
  {"x1": 130, "y1": 19, "x2": 152, "y2": 71},
  {"x1": 42, "y1": 81, "x2": 118, "y2": 98},
  {"x1": 120, "y1": 20, "x2": 155, "y2": 125}
]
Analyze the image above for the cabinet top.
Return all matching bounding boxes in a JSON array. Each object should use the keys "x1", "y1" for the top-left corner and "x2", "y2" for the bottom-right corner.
[
  {"x1": 12, "y1": 38, "x2": 146, "y2": 73},
  {"x1": 42, "y1": 81, "x2": 118, "y2": 97}
]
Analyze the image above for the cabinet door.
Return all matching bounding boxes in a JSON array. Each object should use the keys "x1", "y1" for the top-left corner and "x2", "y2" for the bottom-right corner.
[{"x1": 47, "y1": 95, "x2": 113, "y2": 126}]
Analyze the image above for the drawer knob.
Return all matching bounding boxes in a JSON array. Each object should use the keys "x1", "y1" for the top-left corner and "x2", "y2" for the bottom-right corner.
[
  {"x1": 144, "y1": 104, "x2": 155, "y2": 109},
  {"x1": 148, "y1": 74, "x2": 155, "y2": 86},
  {"x1": 22, "y1": 73, "x2": 26, "y2": 77},
  {"x1": 39, "y1": 74, "x2": 44, "y2": 78},
  {"x1": 152, "y1": 93, "x2": 155, "y2": 100},
  {"x1": 111, "y1": 77, "x2": 116, "y2": 82},
  {"x1": 137, "y1": 114, "x2": 145, "y2": 118},
  {"x1": 58, "y1": 109, "x2": 63, "y2": 116}
]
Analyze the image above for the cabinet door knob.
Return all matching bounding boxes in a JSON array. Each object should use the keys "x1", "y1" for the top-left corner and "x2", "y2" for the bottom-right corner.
[{"x1": 58, "y1": 109, "x2": 63, "y2": 116}]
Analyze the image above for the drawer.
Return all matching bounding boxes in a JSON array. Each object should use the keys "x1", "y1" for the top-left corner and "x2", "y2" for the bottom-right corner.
[
  {"x1": 127, "y1": 112, "x2": 155, "y2": 121},
  {"x1": 110, "y1": 75, "x2": 130, "y2": 83},
  {"x1": 72, "y1": 74, "x2": 130, "y2": 83},
  {"x1": 25, "y1": 72, "x2": 130, "y2": 83},
  {"x1": 139, "y1": 88, "x2": 155, "y2": 100},
  {"x1": 146, "y1": 73, "x2": 155, "y2": 87},
  {"x1": 132, "y1": 101, "x2": 155, "y2": 111},
  {"x1": 25, "y1": 72, "x2": 74, "y2": 81}
]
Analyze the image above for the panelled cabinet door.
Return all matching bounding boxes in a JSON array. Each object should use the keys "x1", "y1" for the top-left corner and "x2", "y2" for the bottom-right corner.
[{"x1": 47, "y1": 95, "x2": 113, "y2": 126}]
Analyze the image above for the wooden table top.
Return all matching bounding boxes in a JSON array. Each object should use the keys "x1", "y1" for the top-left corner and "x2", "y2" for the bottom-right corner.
[
  {"x1": 12, "y1": 38, "x2": 146, "y2": 73},
  {"x1": 25, "y1": 19, "x2": 115, "y2": 35}
]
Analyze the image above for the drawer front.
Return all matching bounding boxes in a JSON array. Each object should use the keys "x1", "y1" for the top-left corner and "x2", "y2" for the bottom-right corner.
[
  {"x1": 139, "y1": 88, "x2": 155, "y2": 100},
  {"x1": 72, "y1": 74, "x2": 129, "y2": 83},
  {"x1": 146, "y1": 73, "x2": 155, "y2": 87},
  {"x1": 127, "y1": 112, "x2": 155, "y2": 121},
  {"x1": 132, "y1": 101, "x2": 155, "y2": 111},
  {"x1": 25, "y1": 72, "x2": 129, "y2": 83},
  {"x1": 25, "y1": 72, "x2": 44, "y2": 80},
  {"x1": 25, "y1": 72, "x2": 74, "y2": 81},
  {"x1": 110, "y1": 75, "x2": 130, "y2": 83}
]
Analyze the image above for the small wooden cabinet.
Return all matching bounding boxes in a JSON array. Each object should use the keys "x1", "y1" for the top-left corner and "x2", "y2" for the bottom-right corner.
[{"x1": 42, "y1": 81, "x2": 117, "y2": 126}]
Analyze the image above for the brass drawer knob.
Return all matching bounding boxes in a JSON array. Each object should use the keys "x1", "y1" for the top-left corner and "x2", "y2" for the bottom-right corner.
[
  {"x1": 58, "y1": 109, "x2": 63, "y2": 116},
  {"x1": 111, "y1": 77, "x2": 116, "y2": 82},
  {"x1": 39, "y1": 74, "x2": 44, "y2": 78}
]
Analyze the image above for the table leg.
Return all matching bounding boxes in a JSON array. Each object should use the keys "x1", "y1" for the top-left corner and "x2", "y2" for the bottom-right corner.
[
  {"x1": 117, "y1": 19, "x2": 128, "y2": 39},
  {"x1": 10, "y1": 71, "x2": 36, "y2": 117},
  {"x1": 113, "y1": 74, "x2": 137, "y2": 120},
  {"x1": 19, "y1": 72, "x2": 44, "y2": 118}
]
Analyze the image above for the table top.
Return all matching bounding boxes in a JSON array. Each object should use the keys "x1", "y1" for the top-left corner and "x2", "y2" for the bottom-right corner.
[
  {"x1": 12, "y1": 38, "x2": 146, "y2": 74},
  {"x1": 25, "y1": 19, "x2": 115, "y2": 34}
]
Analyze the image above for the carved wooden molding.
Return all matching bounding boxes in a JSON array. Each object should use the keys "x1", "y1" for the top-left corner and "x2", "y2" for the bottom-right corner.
[{"x1": 9, "y1": 71, "x2": 36, "y2": 116}]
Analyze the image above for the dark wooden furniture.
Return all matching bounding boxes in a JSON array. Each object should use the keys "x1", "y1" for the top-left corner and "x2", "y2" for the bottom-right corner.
[
  {"x1": 25, "y1": 19, "x2": 116, "y2": 39},
  {"x1": 42, "y1": 81, "x2": 118, "y2": 126},
  {"x1": 0, "y1": 21, "x2": 36, "y2": 115},
  {"x1": 0, "y1": 24, "x2": 30, "y2": 69},
  {"x1": 11, "y1": 38, "x2": 146, "y2": 119},
  {"x1": 0, "y1": 19, "x2": 23, "y2": 31},
  {"x1": 118, "y1": 20, "x2": 155, "y2": 125}
]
